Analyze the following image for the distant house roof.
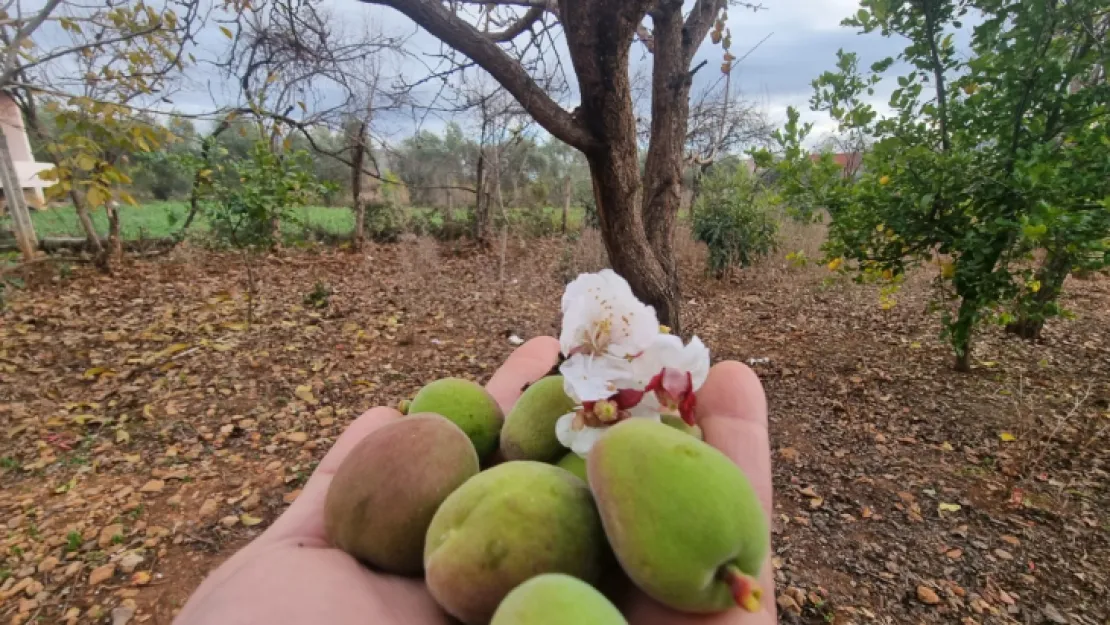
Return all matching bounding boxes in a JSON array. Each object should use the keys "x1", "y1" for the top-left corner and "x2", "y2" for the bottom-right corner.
[{"x1": 810, "y1": 152, "x2": 863, "y2": 170}]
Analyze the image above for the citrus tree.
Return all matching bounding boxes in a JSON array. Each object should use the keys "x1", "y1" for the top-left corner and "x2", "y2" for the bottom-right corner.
[{"x1": 763, "y1": 0, "x2": 1110, "y2": 370}]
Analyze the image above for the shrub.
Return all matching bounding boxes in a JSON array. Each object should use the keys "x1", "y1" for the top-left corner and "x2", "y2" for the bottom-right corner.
[
  {"x1": 205, "y1": 142, "x2": 326, "y2": 248},
  {"x1": 363, "y1": 202, "x2": 406, "y2": 243},
  {"x1": 510, "y1": 207, "x2": 560, "y2": 238},
  {"x1": 692, "y1": 164, "x2": 779, "y2": 277}
]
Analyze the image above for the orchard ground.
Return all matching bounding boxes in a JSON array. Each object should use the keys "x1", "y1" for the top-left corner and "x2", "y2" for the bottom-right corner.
[{"x1": 1, "y1": 222, "x2": 1108, "y2": 625}]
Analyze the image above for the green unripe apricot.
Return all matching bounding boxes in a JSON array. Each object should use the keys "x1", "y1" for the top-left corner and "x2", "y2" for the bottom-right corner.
[
  {"x1": 588, "y1": 419, "x2": 768, "y2": 614},
  {"x1": 424, "y1": 461, "x2": 607, "y2": 625},
  {"x1": 408, "y1": 377, "x2": 504, "y2": 460},
  {"x1": 662, "y1": 414, "x2": 704, "y2": 440},
  {"x1": 555, "y1": 452, "x2": 587, "y2": 482},
  {"x1": 500, "y1": 376, "x2": 576, "y2": 462},
  {"x1": 324, "y1": 413, "x2": 479, "y2": 575},
  {"x1": 490, "y1": 573, "x2": 627, "y2": 625}
]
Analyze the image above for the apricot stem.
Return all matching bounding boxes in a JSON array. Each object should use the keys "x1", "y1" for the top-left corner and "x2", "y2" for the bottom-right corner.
[{"x1": 719, "y1": 564, "x2": 762, "y2": 612}]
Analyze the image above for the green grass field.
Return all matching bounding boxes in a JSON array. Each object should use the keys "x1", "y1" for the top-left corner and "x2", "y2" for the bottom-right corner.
[
  {"x1": 18, "y1": 201, "x2": 360, "y2": 240},
  {"x1": 3, "y1": 201, "x2": 586, "y2": 244}
]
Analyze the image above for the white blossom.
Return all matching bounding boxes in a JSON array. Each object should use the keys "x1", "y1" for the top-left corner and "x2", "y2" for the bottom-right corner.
[
  {"x1": 559, "y1": 269, "x2": 658, "y2": 360},
  {"x1": 555, "y1": 404, "x2": 660, "y2": 458},
  {"x1": 552, "y1": 270, "x2": 712, "y2": 457}
]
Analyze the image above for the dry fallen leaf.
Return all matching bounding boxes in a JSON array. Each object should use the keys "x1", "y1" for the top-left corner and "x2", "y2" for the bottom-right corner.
[
  {"x1": 999, "y1": 432, "x2": 1017, "y2": 442},
  {"x1": 294, "y1": 385, "x2": 318, "y2": 405},
  {"x1": 938, "y1": 502, "x2": 962, "y2": 514},
  {"x1": 240, "y1": 513, "x2": 264, "y2": 527}
]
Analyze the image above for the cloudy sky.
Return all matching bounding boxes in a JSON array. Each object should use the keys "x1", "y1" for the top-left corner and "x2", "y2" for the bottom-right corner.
[
  {"x1": 326, "y1": 0, "x2": 910, "y2": 143},
  {"x1": 149, "y1": 0, "x2": 910, "y2": 145}
]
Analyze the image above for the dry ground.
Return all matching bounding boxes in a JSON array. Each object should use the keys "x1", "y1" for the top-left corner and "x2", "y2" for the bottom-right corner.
[{"x1": 1, "y1": 226, "x2": 1107, "y2": 624}]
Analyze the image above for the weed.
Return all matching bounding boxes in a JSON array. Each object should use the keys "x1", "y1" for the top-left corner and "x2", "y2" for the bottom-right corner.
[
  {"x1": 303, "y1": 282, "x2": 332, "y2": 309},
  {"x1": 65, "y1": 531, "x2": 82, "y2": 552}
]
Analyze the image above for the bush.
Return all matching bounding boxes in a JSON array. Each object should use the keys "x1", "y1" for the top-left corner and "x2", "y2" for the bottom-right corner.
[
  {"x1": 692, "y1": 164, "x2": 779, "y2": 277},
  {"x1": 363, "y1": 202, "x2": 406, "y2": 243},
  {"x1": 204, "y1": 142, "x2": 326, "y2": 248},
  {"x1": 509, "y1": 207, "x2": 560, "y2": 238}
]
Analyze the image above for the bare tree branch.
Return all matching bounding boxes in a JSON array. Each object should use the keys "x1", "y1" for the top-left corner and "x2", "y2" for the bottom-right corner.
[
  {"x1": 361, "y1": 0, "x2": 596, "y2": 151},
  {"x1": 486, "y1": 6, "x2": 543, "y2": 42}
]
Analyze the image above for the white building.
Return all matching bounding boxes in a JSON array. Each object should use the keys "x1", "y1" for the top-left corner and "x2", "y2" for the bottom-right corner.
[{"x1": 0, "y1": 92, "x2": 56, "y2": 210}]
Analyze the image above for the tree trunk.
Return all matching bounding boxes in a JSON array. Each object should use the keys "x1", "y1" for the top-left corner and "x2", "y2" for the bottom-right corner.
[
  {"x1": 351, "y1": 124, "x2": 366, "y2": 250},
  {"x1": 106, "y1": 201, "x2": 122, "y2": 262},
  {"x1": 561, "y1": 174, "x2": 571, "y2": 234},
  {"x1": 181, "y1": 120, "x2": 231, "y2": 237},
  {"x1": 562, "y1": 0, "x2": 683, "y2": 332},
  {"x1": 951, "y1": 296, "x2": 978, "y2": 372},
  {"x1": 0, "y1": 131, "x2": 37, "y2": 260},
  {"x1": 1007, "y1": 250, "x2": 1071, "y2": 340},
  {"x1": 586, "y1": 148, "x2": 681, "y2": 333},
  {"x1": 640, "y1": 2, "x2": 693, "y2": 313},
  {"x1": 689, "y1": 162, "x2": 710, "y2": 220},
  {"x1": 473, "y1": 147, "x2": 490, "y2": 244},
  {"x1": 72, "y1": 190, "x2": 104, "y2": 253}
]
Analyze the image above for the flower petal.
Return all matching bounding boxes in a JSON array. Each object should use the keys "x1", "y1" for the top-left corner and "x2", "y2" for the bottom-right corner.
[
  {"x1": 570, "y1": 426, "x2": 606, "y2": 457},
  {"x1": 555, "y1": 412, "x2": 578, "y2": 450},
  {"x1": 559, "y1": 270, "x2": 659, "y2": 359},
  {"x1": 682, "y1": 336, "x2": 712, "y2": 390},
  {"x1": 560, "y1": 353, "x2": 635, "y2": 403}
]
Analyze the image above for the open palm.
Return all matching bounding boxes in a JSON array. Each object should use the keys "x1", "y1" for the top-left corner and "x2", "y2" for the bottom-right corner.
[{"x1": 175, "y1": 337, "x2": 776, "y2": 625}]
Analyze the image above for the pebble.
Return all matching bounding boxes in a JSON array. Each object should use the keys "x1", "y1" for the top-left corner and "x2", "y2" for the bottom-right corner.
[
  {"x1": 111, "y1": 605, "x2": 136, "y2": 625},
  {"x1": 287, "y1": 432, "x2": 308, "y2": 443},
  {"x1": 6, "y1": 514, "x2": 25, "y2": 530},
  {"x1": 118, "y1": 552, "x2": 145, "y2": 574},
  {"x1": 994, "y1": 548, "x2": 1013, "y2": 560},
  {"x1": 219, "y1": 515, "x2": 240, "y2": 528}
]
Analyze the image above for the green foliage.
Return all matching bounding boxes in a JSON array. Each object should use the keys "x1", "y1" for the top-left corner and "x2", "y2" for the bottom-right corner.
[
  {"x1": 304, "y1": 282, "x2": 332, "y2": 309},
  {"x1": 65, "y1": 531, "x2": 82, "y2": 552},
  {"x1": 507, "y1": 207, "x2": 561, "y2": 238},
  {"x1": 363, "y1": 202, "x2": 407, "y2": 242},
  {"x1": 204, "y1": 142, "x2": 327, "y2": 248},
  {"x1": 763, "y1": 0, "x2": 1110, "y2": 367},
  {"x1": 692, "y1": 163, "x2": 779, "y2": 277}
]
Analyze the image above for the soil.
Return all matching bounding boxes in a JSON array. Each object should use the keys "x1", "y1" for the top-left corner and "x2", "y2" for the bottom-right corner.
[{"x1": 1, "y1": 232, "x2": 1107, "y2": 624}]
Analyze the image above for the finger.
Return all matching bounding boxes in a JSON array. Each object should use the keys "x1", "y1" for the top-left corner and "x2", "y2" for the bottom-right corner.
[
  {"x1": 263, "y1": 407, "x2": 403, "y2": 543},
  {"x1": 697, "y1": 361, "x2": 773, "y2": 514},
  {"x1": 697, "y1": 361, "x2": 776, "y2": 622},
  {"x1": 485, "y1": 336, "x2": 561, "y2": 412},
  {"x1": 177, "y1": 407, "x2": 403, "y2": 612},
  {"x1": 623, "y1": 361, "x2": 777, "y2": 625}
]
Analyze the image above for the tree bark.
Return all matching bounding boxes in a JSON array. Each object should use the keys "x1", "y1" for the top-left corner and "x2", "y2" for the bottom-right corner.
[
  {"x1": 0, "y1": 131, "x2": 37, "y2": 260},
  {"x1": 587, "y1": 147, "x2": 680, "y2": 333},
  {"x1": 473, "y1": 146, "x2": 490, "y2": 244},
  {"x1": 641, "y1": 0, "x2": 695, "y2": 299},
  {"x1": 71, "y1": 190, "x2": 103, "y2": 253},
  {"x1": 561, "y1": 174, "x2": 571, "y2": 234},
  {"x1": 1007, "y1": 251, "x2": 1071, "y2": 340},
  {"x1": 351, "y1": 123, "x2": 366, "y2": 250},
  {"x1": 106, "y1": 201, "x2": 122, "y2": 263},
  {"x1": 563, "y1": 0, "x2": 683, "y2": 331}
]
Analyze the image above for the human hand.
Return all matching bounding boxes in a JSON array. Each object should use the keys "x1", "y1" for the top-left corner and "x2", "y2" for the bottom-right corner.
[{"x1": 174, "y1": 337, "x2": 776, "y2": 625}]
